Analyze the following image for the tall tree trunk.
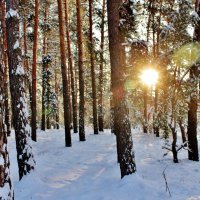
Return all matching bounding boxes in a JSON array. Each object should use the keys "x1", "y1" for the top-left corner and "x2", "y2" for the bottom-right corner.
[
  {"x1": 0, "y1": 32, "x2": 14, "y2": 200},
  {"x1": 187, "y1": 67, "x2": 199, "y2": 161},
  {"x1": 76, "y1": 0, "x2": 86, "y2": 141},
  {"x1": 187, "y1": 0, "x2": 200, "y2": 161},
  {"x1": 107, "y1": 0, "x2": 136, "y2": 178},
  {"x1": 23, "y1": 18, "x2": 32, "y2": 117},
  {"x1": 0, "y1": 0, "x2": 11, "y2": 137},
  {"x1": 64, "y1": 0, "x2": 78, "y2": 133},
  {"x1": 57, "y1": 0, "x2": 71, "y2": 147},
  {"x1": 98, "y1": 0, "x2": 106, "y2": 132},
  {"x1": 54, "y1": 64, "x2": 59, "y2": 129},
  {"x1": 178, "y1": 120, "x2": 186, "y2": 144},
  {"x1": 143, "y1": 85, "x2": 148, "y2": 133},
  {"x1": 6, "y1": 0, "x2": 35, "y2": 180},
  {"x1": 31, "y1": 0, "x2": 39, "y2": 141},
  {"x1": 89, "y1": 0, "x2": 98, "y2": 134},
  {"x1": 41, "y1": 5, "x2": 48, "y2": 131}
]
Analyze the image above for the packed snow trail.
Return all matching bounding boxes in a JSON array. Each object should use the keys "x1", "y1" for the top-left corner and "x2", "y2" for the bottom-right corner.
[{"x1": 8, "y1": 128, "x2": 200, "y2": 200}]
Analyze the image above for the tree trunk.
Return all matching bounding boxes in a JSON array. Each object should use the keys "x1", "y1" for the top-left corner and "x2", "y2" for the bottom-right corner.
[
  {"x1": 64, "y1": 0, "x2": 78, "y2": 133},
  {"x1": 54, "y1": 65, "x2": 59, "y2": 129},
  {"x1": 107, "y1": 0, "x2": 136, "y2": 178},
  {"x1": 89, "y1": 0, "x2": 98, "y2": 134},
  {"x1": 187, "y1": 0, "x2": 200, "y2": 161},
  {"x1": 0, "y1": 32, "x2": 14, "y2": 200},
  {"x1": 187, "y1": 68, "x2": 199, "y2": 161},
  {"x1": 178, "y1": 120, "x2": 186, "y2": 144},
  {"x1": 76, "y1": 0, "x2": 86, "y2": 141},
  {"x1": 23, "y1": 18, "x2": 32, "y2": 98},
  {"x1": 98, "y1": 0, "x2": 106, "y2": 132},
  {"x1": 0, "y1": 0, "x2": 11, "y2": 137},
  {"x1": 6, "y1": 0, "x2": 35, "y2": 180},
  {"x1": 57, "y1": 0, "x2": 71, "y2": 147},
  {"x1": 41, "y1": 5, "x2": 48, "y2": 131},
  {"x1": 31, "y1": 0, "x2": 39, "y2": 141},
  {"x1": 143, "y1": 85, "x2": 148, "y2": 133},
  {"x1": 170, "y1": 126, "x2": 178, "y2": 163}
]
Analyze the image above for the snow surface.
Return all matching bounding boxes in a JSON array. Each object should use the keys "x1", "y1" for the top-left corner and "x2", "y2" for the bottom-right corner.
[{"x1": 7, "y1": 128, "x2": 200, "y2": 200}]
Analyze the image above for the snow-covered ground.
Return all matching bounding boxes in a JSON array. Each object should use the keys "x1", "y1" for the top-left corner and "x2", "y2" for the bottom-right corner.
[{"x1": 8, "y1": 128, "x2": 200, "y2": 200}]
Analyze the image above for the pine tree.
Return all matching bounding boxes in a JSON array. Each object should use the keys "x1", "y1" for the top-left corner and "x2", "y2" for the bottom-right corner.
[
  {"x1": 0, "y1": 33, "x2": 13, "y2": 200},
  {"x1": 31, "y1": 0, "x2": 39, "y2": 141},
  {"x1": 64, "y1": 0, "x2": 78, "y2": 133},
  {"x1": 89, "y1": 0, "x2": 98, "y2": 135},
  {"x1": 98, "y1": 0, "x2": 106, "y2": 132},
  {"x1": 107, "y1": 0, "x2": 136, "y2": 178},
  {"x1": 6, "y1": 0, "x2": 35, "y2": 180},
  {"x1": 187, "y1": 0, "x2": 199, "y2": 161},
  {"x1": 76, "y1": 0, "x2": 86, "y2": 141},
  {"x1": 0, "y1": 0, "x2": 11, "y2": 137},
  {"x1": 57, "y1": 0, "x2": 71, "y2": 147}
]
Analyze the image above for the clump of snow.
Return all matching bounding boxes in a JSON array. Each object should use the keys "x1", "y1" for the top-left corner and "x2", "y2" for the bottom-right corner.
[
  {"x1": 15, "y1": 64, "x2": 24, "y2": 75},
  {"x1": 0, "y1": 154, "x2": 4, "y2": 165},
  {"x1": 0, "y1": 182, "x2": 12, "y2": 200},
  {"x1": 13, "y1": 40, "x2": 19, "y2": 50},
  {"x1": 6, "y1": 8, "x2": 19, "y2": 19}
]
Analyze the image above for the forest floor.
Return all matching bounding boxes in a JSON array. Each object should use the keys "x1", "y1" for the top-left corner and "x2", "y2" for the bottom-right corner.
[{"x1": 8, "y1": 128, "x2": 200, "y2": 200}]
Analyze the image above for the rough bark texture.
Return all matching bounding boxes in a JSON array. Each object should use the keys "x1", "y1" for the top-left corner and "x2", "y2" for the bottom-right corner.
[
  {"x1": 0, "y1": 0, "x2": 11, "y2": 137},
  {"x1": 0, "y1": 35, "x2": 13, "y2": 200},
  {"x1": 187, "y1": 0, "x2": 200, "y2": 161},
  {"x1": 54, "y1": 66, "x2": 59, "y2": 129},
  {"x1": 64, "y1": 0, "x2": 78, "y2": 134},
  {"x1": 187, "y1": 65, "x2": 199, "y2": 161},
  {"x1": 76, "y1": 0, "x2": 86, "y2": 141},
  {"x1": 107, "y1": 0, "x2": 136, "y2": 178},
  {"x1": 6, "y1": 0, "x2": 35, "y2": 180},
  {"x1": 98, "y1": 0, "x2": 106, "y2": 132},
  {"x1": 31, "y1": 0, "x2": 39, "y2": 141},
  {"x1": 23, "y1": 18, "x2": 32, "y2": 112},
  {"x1": 89, "y1": 0, "x2": 98, "y2": 135},
  {"x1": 41, "y1": 5, "x2": 48, "y2": 131},
  {"x1": 57, "y1": 0, "x2": 71, "y2": 147}
]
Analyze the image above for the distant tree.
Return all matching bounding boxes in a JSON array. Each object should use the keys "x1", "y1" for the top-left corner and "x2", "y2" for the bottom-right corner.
[
  {"x1": 64, "y1": 0, "x2": 78, "y2": 133},
  {"x1": 107, "y1": 0, "x2": 136, "y2": 178},
  {"x1": 76, "y1": 0, "x2": 86, "y2": 141},
  {"x1": 57, "y1": 0, "x2": 71, "y2": 147},
  {"x1": 89, "y1": 0, "x2": 98, "y2": 134},
  {"x1": 31, "y1": 0, "x2": 39, "y2": 141},
  {"x1": 6, "y1": 0, "x2": 35, "y2": 180},
  {"x1": 98, "y1": 0, "x2": 106, "y2": 132}
]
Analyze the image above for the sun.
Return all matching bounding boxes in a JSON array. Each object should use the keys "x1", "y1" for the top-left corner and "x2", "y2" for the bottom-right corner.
[{"x1": 140, "y1": 68, "x2": 159, "y2": 86}]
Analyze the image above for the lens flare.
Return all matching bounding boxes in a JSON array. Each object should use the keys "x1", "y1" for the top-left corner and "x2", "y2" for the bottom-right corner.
[{"x1": 140, "y1": 69, "x2": 159, "y2": 86}]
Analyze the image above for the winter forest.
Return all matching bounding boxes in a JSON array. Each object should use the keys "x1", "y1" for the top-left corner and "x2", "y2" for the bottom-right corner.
[{"x1": 1, "y1": 0, "x2": 200, "y2": 199}]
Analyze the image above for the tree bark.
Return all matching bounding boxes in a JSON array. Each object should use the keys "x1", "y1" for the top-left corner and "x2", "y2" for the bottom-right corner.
[
  {"x1": 6, "y1": 0, "x2": 35, "y2": 180},
  {"x1": 143, "y1": 85, "x2": 148, "y2": 133},
  {"x1": 89, "y1": 0, "x2": 98, "y2": 134},
  {"x1": 57, "y1": 0, "x2": 71, "y2": 147},
  {"x1": 107, "y1": 0, "x2": 136, "y2": 178},
  {"x1": 64, "y1": 0, "x2": 78, "y2": 133},
  {"x1": 31, "y1": 0, "x2": 39, "y2": 141},
  {"x1": 98, "y1": 0, "x2": 106, "y2": 132},
  {"x1": 187, "y1": 0, "x2": 200, "y2": 161},
  {"x1": 54, "y1": 64, "x2": 59, "y2": 129},
  {"x1": 76, "y1": 0, "x2": 86, "y2": 141},
  {"x1": 0, "y1": 33, "x2": 13, "y2": 200},
  {"x1": 41, "y1": 5, "x2": 48, "y2": 131},
  {"x1": 0, "y1": 0, "x2": 11, "y2": 137}
]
